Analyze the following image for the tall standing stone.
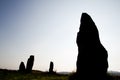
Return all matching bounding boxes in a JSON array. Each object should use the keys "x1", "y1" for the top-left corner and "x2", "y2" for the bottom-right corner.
[
  {"x1": 26, "y1": 55, "x2": 34, "y2": 73},
  {"x1": 76, "y1": 13, "x2": 108, "y2": 80}
]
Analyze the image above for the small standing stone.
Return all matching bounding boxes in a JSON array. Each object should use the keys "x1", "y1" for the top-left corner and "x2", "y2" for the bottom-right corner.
[
  {"x1": 19, "y1": 61, "x2": 25, "y2": 72},
  {"x1": 49, "y1": 61, "x2": 54, "y2": 73}
]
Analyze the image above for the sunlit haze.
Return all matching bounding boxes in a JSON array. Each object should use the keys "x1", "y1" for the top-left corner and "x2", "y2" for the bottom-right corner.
[{"x1": 0, "y1": 0, "x2": 120, "y2": 72}]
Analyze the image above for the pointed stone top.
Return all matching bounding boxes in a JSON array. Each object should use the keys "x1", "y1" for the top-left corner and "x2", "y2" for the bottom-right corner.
[
  {"x1": 81, "y1": 13, "x2": 94, "y2": 24},
  {"x1": 80, "y1": 13, "x2": 97, "y2": 32}
]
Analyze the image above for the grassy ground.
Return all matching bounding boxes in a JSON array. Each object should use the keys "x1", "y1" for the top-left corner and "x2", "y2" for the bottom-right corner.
[
  {"x1": 0, "y1": 69, "x2": 69, "y2": 80},
  {"x1": 1, "y1": 69, "x2": 120, "y2": 80}
]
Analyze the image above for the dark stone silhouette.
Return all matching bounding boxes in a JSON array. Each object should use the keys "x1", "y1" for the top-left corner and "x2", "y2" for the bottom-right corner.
[
  {"x1": 19, "y1": 61, "x2": 25, "y2": 72},
  {"x1": 76, "y1": 13, "x2": 108, "y2": 80},
  {"x1": 26, "y1": 55, "x2": 34, "y2": 73},
  {"x1": 49, "y1": 61, "x2": 54, "y2": 73}
]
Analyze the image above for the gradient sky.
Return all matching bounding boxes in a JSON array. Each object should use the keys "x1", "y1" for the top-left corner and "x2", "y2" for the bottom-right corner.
[{"x1": 0, "y1": 0, "x2": 120, "y2": 72}]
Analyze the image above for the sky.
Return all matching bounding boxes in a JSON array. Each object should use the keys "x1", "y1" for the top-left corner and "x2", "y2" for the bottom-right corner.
[{"x1": 0, "y1": 0, "x2": 120, "y2": 72}]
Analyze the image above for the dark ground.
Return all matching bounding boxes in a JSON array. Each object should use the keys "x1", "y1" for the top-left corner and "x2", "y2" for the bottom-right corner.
[{"x1": 0, "y1": 69, "x2": 120, "y2": 80}]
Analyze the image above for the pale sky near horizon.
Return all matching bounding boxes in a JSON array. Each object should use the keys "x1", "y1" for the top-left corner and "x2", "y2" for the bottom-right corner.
[{"x1": 0, "y1": 0, "x2": 120, "y2": 72}]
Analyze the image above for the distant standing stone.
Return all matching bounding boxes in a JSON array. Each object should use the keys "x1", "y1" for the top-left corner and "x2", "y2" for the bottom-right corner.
[
  {"x1": 26, "y1": 55, "x2": 34, "y2": 73},
  {"x1": 49, "y1": 61, "x2": 54, "y2": 73},
  {"x1": 19, "y1": 61, "x2": 25, "y2": 72}
]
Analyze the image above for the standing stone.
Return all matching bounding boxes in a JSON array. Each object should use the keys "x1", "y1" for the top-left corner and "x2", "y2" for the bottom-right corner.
[
  {"x1": 76, "y1": 13, "x2": 108, "y2": 80},
  {"x1": 26, "y1": 55, "x2": 34, "y2": 73},
  {"x1": 19, "y1": 61, "x2": 25, "y2": 72},
  {"x1": 49, "y1": 61, "x2": 54, "y2": 73}
]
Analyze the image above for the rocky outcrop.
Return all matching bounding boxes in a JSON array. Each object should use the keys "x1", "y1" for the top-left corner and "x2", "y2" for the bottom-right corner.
[
  {"x1": 76, "y1": 13, "x2": 108, "y2": 80},
  {"x1": 26, "y1": 55, "x2": 34, "y2": 73}
]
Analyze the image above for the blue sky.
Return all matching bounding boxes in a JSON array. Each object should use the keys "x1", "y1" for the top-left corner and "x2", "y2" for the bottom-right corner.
[{"x1": 0, "y1": 0, "x2": 120, "y2": 72}]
